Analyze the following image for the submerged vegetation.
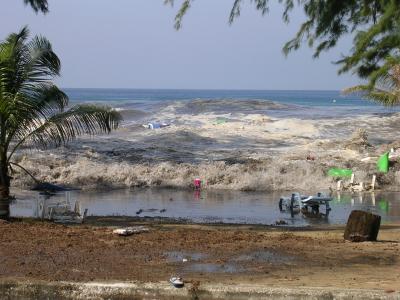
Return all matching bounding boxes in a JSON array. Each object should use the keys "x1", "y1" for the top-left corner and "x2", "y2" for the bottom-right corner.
[{"x1": 0, "y1": 27, "x2": 121, "y2": 218}]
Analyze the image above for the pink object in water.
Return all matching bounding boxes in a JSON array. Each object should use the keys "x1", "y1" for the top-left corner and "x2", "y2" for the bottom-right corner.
[{"x1": 194, "y1": 178, "x2": 201, "y2": 190}]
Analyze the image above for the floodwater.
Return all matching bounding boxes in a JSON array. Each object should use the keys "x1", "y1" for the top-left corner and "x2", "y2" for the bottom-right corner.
[
  {"x1": 9, "y1": 188, "x2": 400, "y2": 226},
  {"x1": 164, "y1": 250, "x2": 294, "y2": 274}
]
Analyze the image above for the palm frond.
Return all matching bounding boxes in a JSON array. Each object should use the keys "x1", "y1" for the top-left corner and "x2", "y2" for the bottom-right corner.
[
  {"x1": 4, "y1": 84, "x2": 68, "y2": 144},
  {"x1": 342, "y1": 85, "x2": 371, "y2": 95},
  {"x1": 23, "y1": 0, "x2": 48, "y2": 13},
  {"x1": 25, "y1": 35, "x2": 61, "y2": 79},
  {"x1": 21, "y1": 105, "x2": 122, "y2": 150},
  {"x1": 343, "y1": 62, "x2": 400, "y2": 107}
]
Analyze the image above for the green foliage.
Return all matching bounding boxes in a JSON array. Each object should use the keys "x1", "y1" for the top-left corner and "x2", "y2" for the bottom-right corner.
[
  {"x1": 343, "y1": 58, "x2": 400, "y2": 106},
  {"x1": 166, "y1": 0, "x2": 400, "y2": 83},
  {"x1": 23, "y1": 0, "x2": 48, "y2": 13},
  {"x1": 0, "y1": 27, "x2": 121, "y2": 169}
]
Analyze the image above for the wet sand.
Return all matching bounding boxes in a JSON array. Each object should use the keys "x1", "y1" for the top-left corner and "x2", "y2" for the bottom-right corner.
[{"x1": 0, "y1": 220, "x2": 398, "y2": 292}]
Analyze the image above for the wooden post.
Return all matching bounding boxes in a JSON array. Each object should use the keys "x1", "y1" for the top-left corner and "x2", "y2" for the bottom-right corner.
[
  {"x1": 344, "y1": 210, "x2": 381, "y2": 242},
  {"x1": 337, "y1": 180, "x2": 342, "y2": 191},
  {"x1": 350, "y1": 173, "x2": 355, "y2": 185},
  {"x1": 371, "y1": 175, "x2": 376, "y2": 191}
]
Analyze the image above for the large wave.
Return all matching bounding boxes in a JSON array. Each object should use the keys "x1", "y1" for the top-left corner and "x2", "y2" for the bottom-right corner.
[{"x1": 9, "y1": 108, "x2": 400, "y2": 192}]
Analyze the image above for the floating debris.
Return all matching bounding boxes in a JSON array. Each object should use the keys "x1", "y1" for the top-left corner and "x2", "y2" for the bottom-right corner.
[
  {"x1": 336, "y1": 173, "x2": 376, "y2": 192},
  {"x1": 136, "y1": 208, "x2": 166, "y2": 215},
  {"x1": 279, "y1": 192, "x2": 332, "y2": 217},
  {"x1": 48, "y1": 201, "x2": 87, "y2": 224}
]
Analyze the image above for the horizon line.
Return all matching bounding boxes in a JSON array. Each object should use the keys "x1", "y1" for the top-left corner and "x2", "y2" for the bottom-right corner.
[{"x1": 61, "y1": 87, "x2": 344, "y2": 92}]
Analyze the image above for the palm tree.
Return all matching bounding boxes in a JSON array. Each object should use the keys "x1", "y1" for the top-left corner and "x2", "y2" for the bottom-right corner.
[
  {"x1": 0, "y1": 27, "x2": 121, "y2": 219},
  {"x1": 343, "y1": 59, "x2": 400, "y2": 106},
  {"x1": 23, "y1": 0, "x2": 48, "y2": 13}
]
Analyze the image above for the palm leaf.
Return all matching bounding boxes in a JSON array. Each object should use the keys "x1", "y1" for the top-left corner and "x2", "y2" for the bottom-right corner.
[
  {"x1": 343, "y1": 61, "x2": 400, "y2": 107},
  {"x1": 19, "y1": 105, "x2": 121, "y2": 150},
  {"x1": 23, "y1": 0, "x2": 48, "y2": 13}
]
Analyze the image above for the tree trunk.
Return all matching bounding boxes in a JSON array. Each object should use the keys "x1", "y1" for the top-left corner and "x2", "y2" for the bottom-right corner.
[
  {"x1": 344, "y1": 210, "x2": 381, "y2": 242},
  {"x1": 0, "y1": 162, "x2": 10, "y2": 220}
]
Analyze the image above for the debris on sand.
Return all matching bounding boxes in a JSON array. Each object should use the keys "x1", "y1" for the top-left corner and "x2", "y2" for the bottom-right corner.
[
  {"x1": 169, "y1": 276, "x2": 184, "y2": 288},
  {"x1": 344, "y1": 128, "x2": 371, "y2": 151},
  {"x1": 275, "y1": 219, "x2": 288, "y2": 225},
  {"x1": 113, "y1": 226, "x2": 149, "y2": 236},
  {"x1": 336, "y1": 173, "x2": 376, "y2": 192},
  {"x1": 136, "y1": 209, "x2": 166, "y2": 215},
  {"x1": 306, "y1": 153, "x2": 316, "y2": 161}
]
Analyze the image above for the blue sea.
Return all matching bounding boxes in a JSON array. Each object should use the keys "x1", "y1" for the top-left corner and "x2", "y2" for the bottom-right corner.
[{"x1": 64, "y1": 88, "x2": 400, "y2": 121}]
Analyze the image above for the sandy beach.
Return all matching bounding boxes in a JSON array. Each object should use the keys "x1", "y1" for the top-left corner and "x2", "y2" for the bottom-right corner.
[{"x1": 0, "y1": 219, "x2": 398, "y2": 294}]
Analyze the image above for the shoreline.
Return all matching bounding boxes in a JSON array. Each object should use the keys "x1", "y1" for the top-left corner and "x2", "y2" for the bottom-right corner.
[{"x1": 1, "y1": 280, "x2": 398, "y2": 299}]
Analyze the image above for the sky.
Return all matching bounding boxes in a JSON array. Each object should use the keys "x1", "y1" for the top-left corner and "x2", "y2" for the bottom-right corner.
[{"x1": 1, "y1": 0, "x2": 361, "y2": 90}]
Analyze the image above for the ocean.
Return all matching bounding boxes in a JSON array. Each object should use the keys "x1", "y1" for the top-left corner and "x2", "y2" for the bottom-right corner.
[{"x1": 64, "y1": 88, "x2": 400, "y2": 122}]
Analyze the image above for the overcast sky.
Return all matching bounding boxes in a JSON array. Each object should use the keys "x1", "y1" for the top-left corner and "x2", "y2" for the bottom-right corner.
[{"x1": 1, "y1": 0, "x2": 360, "y2": 90}]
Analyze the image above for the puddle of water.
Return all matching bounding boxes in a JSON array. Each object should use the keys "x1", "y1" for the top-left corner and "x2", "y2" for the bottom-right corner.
[
  {"x1": 233, "y1": 251, "x2": 293, "y2": 264},
  {"x1": 184, "y1": 263, "x2": 241, "y2": 273},
  {"x1": 9, "y1": 188, "x2": 400, "y2": 226},
  {"x1": 164, "y1": 251, "x2": 242, "y2": 274},
  {"x1": 164, "y1": 251, "x2": 208, "y2": 263}
]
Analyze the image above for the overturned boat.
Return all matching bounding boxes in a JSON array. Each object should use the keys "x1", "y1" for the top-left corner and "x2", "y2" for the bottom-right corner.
[{"x1": 279, "y1": 192, "x2": 332, "y2": 217}]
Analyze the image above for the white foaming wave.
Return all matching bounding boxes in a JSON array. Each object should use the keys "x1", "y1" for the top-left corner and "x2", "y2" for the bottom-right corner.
[{"x1": 12, "y1": 154, "x2": 335, "y2": 192}]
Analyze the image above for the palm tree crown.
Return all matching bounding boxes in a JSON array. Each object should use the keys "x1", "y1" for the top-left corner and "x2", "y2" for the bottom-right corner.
[{"x1": 0, "y1": 27, "x2": 121, "y2": 217}]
